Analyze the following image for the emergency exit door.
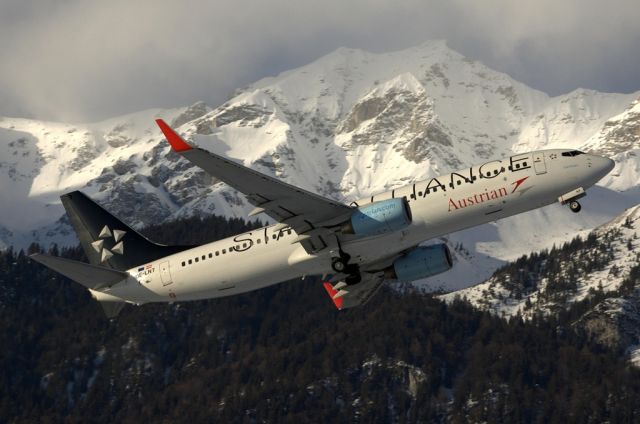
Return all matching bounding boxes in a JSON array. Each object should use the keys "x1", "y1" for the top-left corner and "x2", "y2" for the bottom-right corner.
[
  {"x1": 533, "y1": 152, "x2": 547, "y2": 174},
  {"x1": 159, "y1": 261, "x2": 173, "y2": 286}
]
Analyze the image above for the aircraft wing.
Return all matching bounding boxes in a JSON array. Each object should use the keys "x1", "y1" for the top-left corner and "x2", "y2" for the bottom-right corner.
[
  {"x1": 322, "y1": 272, "x2": 386, "y2": 310},
  {"x1": 156, "y1": 119, "x2": 353, "y2": 252}
]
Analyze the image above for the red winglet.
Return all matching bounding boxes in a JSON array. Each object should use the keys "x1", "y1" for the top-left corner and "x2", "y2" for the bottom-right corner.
[
  {"x1": 155, "y1": 119, "x2": 193, "y2": 152},
  {"x1": 323, "y1": 282, "x2": 344, "y2": 310}
]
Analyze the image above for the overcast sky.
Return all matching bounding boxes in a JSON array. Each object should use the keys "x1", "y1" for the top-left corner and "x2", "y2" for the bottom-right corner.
[{"x1": 2, "y1": 0, "x2": 639, "y2": 122}]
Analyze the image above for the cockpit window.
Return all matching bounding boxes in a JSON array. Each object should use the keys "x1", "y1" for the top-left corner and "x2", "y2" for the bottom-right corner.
[{"x1": 561, "y1": 150, "x2": 585, "y2": 157}]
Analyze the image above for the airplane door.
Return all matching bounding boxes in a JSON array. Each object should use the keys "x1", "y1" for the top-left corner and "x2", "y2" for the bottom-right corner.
[
  {"x1": 159, "y1": 261, "x2": 173, "y2": 286},
  {"x1": 533, "y1": 152, "x2": 547, "y2": 175}
]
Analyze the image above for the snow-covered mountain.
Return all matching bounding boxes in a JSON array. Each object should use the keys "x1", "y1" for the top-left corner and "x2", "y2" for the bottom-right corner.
[
  {"x1": 1, "y1": 40, "x2": 638, "y2": 291},
  {"x1": 440, "y1": 205, "x2": 640, "y2": 316}
]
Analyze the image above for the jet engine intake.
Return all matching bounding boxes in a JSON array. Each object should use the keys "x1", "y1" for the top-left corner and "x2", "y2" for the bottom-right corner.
[
  {"x1": 342, "y1": 198, "x2": 412, "y2": 237},
  {"x1": 385, "y1": 244, "x2": 452, "y2": 281}
]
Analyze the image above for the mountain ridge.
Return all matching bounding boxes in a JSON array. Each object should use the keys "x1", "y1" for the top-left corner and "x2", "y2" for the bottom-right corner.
[{"x1": 1, "y1": 41, "x2": 638, "y2": 292}]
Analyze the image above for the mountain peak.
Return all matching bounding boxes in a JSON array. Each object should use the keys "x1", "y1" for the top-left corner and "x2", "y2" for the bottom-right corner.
[
  {"x1": 368, "y1": 72, "x2": 426, "y2": 97},
  {"x1": 0, "y1": 42, "x2": 638, "y2": 296}
]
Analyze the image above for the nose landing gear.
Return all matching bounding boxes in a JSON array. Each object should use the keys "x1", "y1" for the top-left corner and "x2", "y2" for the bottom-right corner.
[
  {"x1": 559, "y1": 187, "x2": 586, "y2": 214},
  {"x1": 569, "y1": 200, "x2": 582, "y2": 213}
]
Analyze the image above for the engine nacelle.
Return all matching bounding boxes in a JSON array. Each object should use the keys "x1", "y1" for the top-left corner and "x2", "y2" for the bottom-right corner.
[
  {"x1": 342, "y1": 198, "x2": 412, "y2": 237},
  {"x1": 385, "y1": 244, "x2": 453, "y2": 282}
]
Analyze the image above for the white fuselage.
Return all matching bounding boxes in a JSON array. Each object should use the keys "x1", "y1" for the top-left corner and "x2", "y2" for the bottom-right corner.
[{"x1": 104, "y1": 149, "x2": 614, "y2": 304}]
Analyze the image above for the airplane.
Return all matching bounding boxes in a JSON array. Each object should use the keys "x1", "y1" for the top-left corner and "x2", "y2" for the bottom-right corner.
[{"x1": 30, "y1": 119, "x2": 615, "y2": 317}]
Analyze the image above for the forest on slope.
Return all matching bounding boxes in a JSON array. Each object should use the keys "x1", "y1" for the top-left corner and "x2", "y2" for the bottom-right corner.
[{"x1": 2, "y1": 215, "x2": 640, "y2": 423}]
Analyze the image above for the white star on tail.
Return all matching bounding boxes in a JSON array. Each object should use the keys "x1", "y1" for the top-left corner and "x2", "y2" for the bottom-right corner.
[{"x1": 92, "y1": 225, "x2": 126, "y2": 263}]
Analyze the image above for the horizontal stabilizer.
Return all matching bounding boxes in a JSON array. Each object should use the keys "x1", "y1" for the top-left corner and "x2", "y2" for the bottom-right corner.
[
  {"x1": 30, "y1": 253, "x2": 129, "y2": 290},
  {"x1": 88, "y1": 289, "x2": 126, "y2": 319}
]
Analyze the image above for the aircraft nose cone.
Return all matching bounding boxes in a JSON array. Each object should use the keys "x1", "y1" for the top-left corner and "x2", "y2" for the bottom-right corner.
[
  {"x1": 593, "y1": 155, "x2": 615, "y2": 177},
  {"x1": 605, "y1": 157, "x2": 615, "y2": 173}
]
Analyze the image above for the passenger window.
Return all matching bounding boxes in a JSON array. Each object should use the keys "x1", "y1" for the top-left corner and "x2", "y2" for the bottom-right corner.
[
  {"x1": 202, "y1": 255, "x2": 205, "y2": 260},
  {"x1": 182, "y1": 261, "x2": 186, "y2": 267},
  {"x1": 222, "y1": 249, "x2": 226, "y2": 254},
  {"x1": 215, "y1": 251, "x2": 219, "y2": 256},
  {"x1": 208, "y1": 253, "x2": 212, "y2": 258},
  {"x1": 243, "y1": 243, "x2": 247, "y2": 248},
  {"x1": 188, "y1": 259, "x2": 192, "y2": 265},
  {"x1": 272, "y1": 234, "x2": 277, "y2": 240},
  {"x1": 195, "y1": 257, "x2": 199, "y2": 263},
  {"x1": 257, "y1": 239, "x2": 261, "y2": 244}
]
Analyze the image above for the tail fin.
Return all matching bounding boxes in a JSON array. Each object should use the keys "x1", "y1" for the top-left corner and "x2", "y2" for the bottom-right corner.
[{"x1": 61, "y1": 191, "x2": 189, "y2": 272}]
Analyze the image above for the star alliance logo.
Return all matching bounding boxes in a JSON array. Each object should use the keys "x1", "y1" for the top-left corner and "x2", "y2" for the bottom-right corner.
[{"x1": 91, "y1": 225, "x2": 126, "y2": 263}]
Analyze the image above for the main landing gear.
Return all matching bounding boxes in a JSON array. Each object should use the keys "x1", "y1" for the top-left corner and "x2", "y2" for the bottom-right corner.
[
  {"x1": 331, "y1": 256, "x2": 347, "y2": 272},
  {"x1": 331, "y1": 250, "x2": 361, "y2": 285}
]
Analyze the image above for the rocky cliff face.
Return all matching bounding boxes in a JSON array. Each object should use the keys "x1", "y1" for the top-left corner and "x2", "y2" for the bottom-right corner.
[{"x1": 576, "y1": 296, "x2": 640, "y2": 352}]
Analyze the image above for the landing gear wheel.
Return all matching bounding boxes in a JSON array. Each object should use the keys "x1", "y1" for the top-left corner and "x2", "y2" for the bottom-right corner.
[
  {"x1": 331, "y1": 257, "x2": 346, "y2": 273},
  {"x1": 569, "y1": 200, "x2": 581, "y2": 213}
]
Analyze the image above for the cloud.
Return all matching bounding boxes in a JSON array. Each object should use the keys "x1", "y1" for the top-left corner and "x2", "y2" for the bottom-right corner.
[{"x1": 1, "y1": 0, "x2": 639, "y2": 121}]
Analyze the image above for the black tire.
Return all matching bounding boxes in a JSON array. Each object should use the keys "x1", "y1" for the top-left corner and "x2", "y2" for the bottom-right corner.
[
  {"x1": 331, "y1": 257, "x2": 346, "y2": 272},
  {"x1": 569, "y1": 200, "x2": 581, "y2": 213}
]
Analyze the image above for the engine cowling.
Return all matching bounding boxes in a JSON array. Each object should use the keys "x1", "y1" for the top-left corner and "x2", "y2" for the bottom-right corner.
[
  {"x1": 342, "y1": 198, "x2": 412, "y2": 237},
  {"x1": 385, "y1": 244, "x2": 453, "y2": 281}
]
